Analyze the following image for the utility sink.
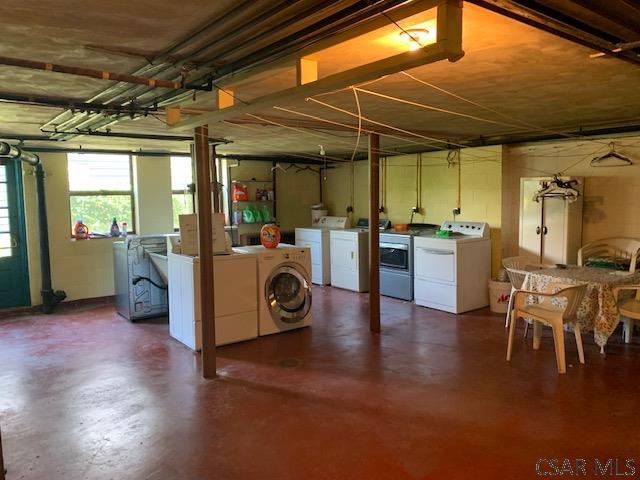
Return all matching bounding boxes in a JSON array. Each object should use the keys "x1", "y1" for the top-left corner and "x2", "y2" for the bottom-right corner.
[{"x1": 148, "y1": 252, "x2": 168, "y2": 284}]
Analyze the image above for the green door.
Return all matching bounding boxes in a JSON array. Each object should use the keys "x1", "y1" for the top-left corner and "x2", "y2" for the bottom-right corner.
[{"x1": 0, "y1": 161, "x2": 30, "y2": 309}]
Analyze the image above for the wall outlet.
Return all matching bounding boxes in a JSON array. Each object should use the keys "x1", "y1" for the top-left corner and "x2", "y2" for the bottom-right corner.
[
  {"x1": 411, "y1": 206, "x2": 421, "y2": 213},
  {"x1": 346, "y1": 206, "x2": 353, "y2": 213},
  {"x1": 379, "y1": 206, "x2": 385, "y2": 213},
  {"x1": 452, "y1": 207, "x2": 461, "y2": 215}
]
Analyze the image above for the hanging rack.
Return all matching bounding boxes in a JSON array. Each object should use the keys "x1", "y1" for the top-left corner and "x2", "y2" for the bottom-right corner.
[
  {"x1": 294, "y1": 164, "x2": 321, "y2": 174},
  {"x1": 590, "y1": 142, "x2": 633, "y2": 167},
  {"x1": 270, "y1": 162, "x2": 288, "y2": 173},
  {"x1": 533, "y1": 175, "x2": 580, "y2": 203}
]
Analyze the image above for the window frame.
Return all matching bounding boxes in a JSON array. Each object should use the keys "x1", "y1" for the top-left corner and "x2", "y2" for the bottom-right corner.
[
  {"x1": 67, "y1": 153, "x2": 136, "y2": 237},
  {"x1": 170, "y1": 155, "x2": 194, "y2": 231}
]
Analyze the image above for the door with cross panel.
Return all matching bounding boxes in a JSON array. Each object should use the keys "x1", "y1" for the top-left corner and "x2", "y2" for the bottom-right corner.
[{"x1": 0, "y1": 161, "x2": 30, "y2": 309}]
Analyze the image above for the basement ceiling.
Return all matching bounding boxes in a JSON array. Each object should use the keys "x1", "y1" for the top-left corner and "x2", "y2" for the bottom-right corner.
[{"x1": 0, "y1": 1, "x2": 638, "y2": 159}]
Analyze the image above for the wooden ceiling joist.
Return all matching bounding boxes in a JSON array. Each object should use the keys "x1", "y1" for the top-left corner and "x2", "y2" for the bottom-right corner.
[{"x1": 171, "y1": 0, "x2": 463, "y2": 130}]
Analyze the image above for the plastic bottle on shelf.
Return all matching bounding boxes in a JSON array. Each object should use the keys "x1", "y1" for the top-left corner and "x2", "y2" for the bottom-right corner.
[
  {"x1": 74, "y1": 219, "x2": 89, "y2": 240},
  {"x1": 233, "y1": 209, "x2": 243, "y2": 225},
  {"x1": 121, "y1": 222, "x2": 128, "y2": 237},
  {"x1": 110, "y1": 218, "x2": 120, "y2": 237}
]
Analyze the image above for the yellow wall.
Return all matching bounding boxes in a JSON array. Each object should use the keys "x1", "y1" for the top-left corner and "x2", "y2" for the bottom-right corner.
[
  {"x1": 19, "y1": 156, "x2": 320, "y2": 306},
  {"x1": 227, "y1": 160, "x2": 321, "y2": 231},
  {"x1": 23, "y1": 153, "x2": 123, "y2": 303},
  {"x1": 501, "y1": 135, "x2": 640, "y2": 259},
  {"x1": 322, "y1": 146, "x2": 503, "y2": 275},
  {"x1": 22, "y1": 153, "x2": 175, "y2": 305}
]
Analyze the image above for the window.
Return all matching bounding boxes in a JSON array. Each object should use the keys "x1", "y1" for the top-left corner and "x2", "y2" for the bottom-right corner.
[
  {"x1": 171, "y1": 156, "x2": 194, "y2": 229},
  {"x1": 67, "y1": 153, "x2": 134, "y2": 236}
]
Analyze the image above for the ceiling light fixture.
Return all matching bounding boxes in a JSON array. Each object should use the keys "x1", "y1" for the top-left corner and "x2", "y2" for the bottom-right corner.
[{"x1": 399, "y1": 28, "x2": 430, "y2": 51}]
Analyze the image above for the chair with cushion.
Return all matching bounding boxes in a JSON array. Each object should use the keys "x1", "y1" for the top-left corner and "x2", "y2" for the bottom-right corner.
[
  {"x1": 502, "y1": 256, "x2": 550, "y2": 329},
  {"x1": 612, "y1": 285, "x2": 640, "y2": 343},
  {"x1": 578, "y1": 238, "x2": 640, "y2": 273},
  {"x1": 506, "y1": 283, "x2": 588, "y2": 374}
]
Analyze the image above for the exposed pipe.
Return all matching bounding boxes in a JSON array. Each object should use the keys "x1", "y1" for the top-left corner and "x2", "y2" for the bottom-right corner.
[
  {"x1": 43, "y1": 0, "x2": 402, "y2": 141},
  {"x1": 37, "y1": 0, "x2": 267, "y2": 133},
  {"x1": 0, "y1": 142, "x2": 66, "y2": 313},
  {"x1": 0, "y1": 55, "x2": 212, "y2": 91},
  {"x1": 39, "y1": 129, "x2": 230, "y2": 144},
  {"x1": 0, "y1": 91, "x2": 157, "y2": 115}
]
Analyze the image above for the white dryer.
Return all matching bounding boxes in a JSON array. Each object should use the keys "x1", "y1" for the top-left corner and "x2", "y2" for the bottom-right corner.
[
  {"x1": 167, "y1": 251, "x2": 258, "y2": 350},
  {"x1": 329, "y1": 229, "x2": 369, "y2": 292},
  {"x1": 233, "y1": 244, "x2": 312, "y2": 336},
  {"x1": 295, "y1": 216, "x2": 350, "y2": 285}
]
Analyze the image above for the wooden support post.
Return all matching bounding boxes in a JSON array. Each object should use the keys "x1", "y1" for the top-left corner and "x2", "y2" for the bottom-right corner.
[
  {"x1": 194, "y1": 125, "x2": 217, "y2": 378},
  {"x1": 369, "y1": 133, "x2": 381, "y2": 333}
]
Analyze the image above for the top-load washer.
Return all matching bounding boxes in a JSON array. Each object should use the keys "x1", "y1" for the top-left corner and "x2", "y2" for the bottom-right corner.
[
  {"x1": 233, "y1": 244, "x2": 312, "y2": 336},
  {"x1": 413, "y1": 221, "x2": 491, "y2": 314},
  {"x1": 295, "y1": 216, "x2": 350, "y2": 285}
]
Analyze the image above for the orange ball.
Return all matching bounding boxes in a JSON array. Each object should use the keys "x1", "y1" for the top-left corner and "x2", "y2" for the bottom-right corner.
[{"x1": 260, "y1": 224, "x2": 281, "y2": 249}]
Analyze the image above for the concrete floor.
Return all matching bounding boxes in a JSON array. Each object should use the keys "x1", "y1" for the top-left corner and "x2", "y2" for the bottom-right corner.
[{"x1": 1, "y1": 286, "x2": 640, "y2": 479}]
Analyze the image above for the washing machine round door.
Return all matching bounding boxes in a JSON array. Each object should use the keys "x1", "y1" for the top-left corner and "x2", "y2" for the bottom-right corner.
[{"x1": 265, "y1": 264, "x2": 311, "y2": 323}]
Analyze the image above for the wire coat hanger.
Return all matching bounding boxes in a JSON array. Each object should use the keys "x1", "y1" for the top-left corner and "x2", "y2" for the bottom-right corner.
[
  {"x1": 590, "y1": 142, "x2": 633, "y2": 167},
  {"x1": 533, "y1": 175, "x2": 580, "y2": 203}
]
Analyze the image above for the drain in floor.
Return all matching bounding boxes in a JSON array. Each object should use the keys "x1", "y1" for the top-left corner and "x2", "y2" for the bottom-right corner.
[{"x1": 279, "y1": 357, "x2": 302, "y2": 368}]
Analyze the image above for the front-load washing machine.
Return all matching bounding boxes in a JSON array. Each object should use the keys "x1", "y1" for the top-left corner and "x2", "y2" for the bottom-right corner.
[{"x1": 233, "y1": 244, "x2": 312, "y2": 336}]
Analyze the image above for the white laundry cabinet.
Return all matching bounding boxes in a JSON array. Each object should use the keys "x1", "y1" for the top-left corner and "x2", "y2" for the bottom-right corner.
[{"x1": 518, "y1": 177, "x2": 583, "y2": 265}]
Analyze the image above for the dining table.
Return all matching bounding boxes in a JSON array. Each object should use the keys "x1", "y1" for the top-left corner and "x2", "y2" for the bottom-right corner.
[{"x1": 522, "y1": 265, "x2": 640, "y2": 352}]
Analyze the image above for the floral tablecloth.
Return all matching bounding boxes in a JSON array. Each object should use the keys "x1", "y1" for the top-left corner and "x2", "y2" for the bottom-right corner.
[{"x1": 522, "y1": 266, "x2": 640, "y2": 350}]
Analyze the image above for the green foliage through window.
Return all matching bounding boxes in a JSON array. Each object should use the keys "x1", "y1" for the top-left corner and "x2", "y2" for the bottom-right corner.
[
  {"x1": 70, "y1": 195, "x2": 133, "y2": 235},
  {"x1": 172, "y1": 193, "x2": 193, "y2": 229}
]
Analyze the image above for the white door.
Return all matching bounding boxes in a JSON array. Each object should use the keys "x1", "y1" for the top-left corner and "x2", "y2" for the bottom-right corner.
[
  {"x1": 541, "y1": 196, "x2": 568, "y2": 265},
  {"x1": 519, "y1": 179, "x2": 543, "y2": 260},
  {"x1": 330, "y1": 237, "x2": 356, "y2": 271}
]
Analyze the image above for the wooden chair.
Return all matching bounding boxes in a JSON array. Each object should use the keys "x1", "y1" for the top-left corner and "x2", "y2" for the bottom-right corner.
[
  {"x1": 578, "y1": 238, "x2": 640, "y2": 273},
  {"x1": 506, "y1": 283, "x2": 588, "y2": 374},
  {"x1": 612, "y1": 285, "x2": 640, "y2": 343},
  {"x1": 502, "y1": 256, "x2": 549, "y2": 329}
]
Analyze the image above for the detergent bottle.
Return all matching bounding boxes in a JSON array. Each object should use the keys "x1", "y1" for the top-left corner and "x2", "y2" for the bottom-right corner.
[
  {"x1": 74, "y1": 219, "x2": 89, "y2": 240},
  {"x1": 110, "y1": 218, "x2": 120, "y2": 237}
]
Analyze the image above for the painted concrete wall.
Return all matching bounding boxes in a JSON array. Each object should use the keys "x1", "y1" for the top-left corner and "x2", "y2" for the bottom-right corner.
[
  {"x1": 322, "y1": 146, "x2": 503, "y2": 275},
  {"x1": 501, "y1": 135, "x2": 640, "y2": 259},
  {"x1": 23, "y1": 153, "x2": 123, "y2": 303},
  {"x1": 20, "y1": 155, "x2": 319, "y2": 305},
  {"x1": 22, "y1": 153, "x2": 174, "y2": 305},
  {"x1": 228, "y1": 160, "x2": 321, "y2": 231}
]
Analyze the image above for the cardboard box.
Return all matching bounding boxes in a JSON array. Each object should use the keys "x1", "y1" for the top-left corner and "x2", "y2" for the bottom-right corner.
[{"x1": 179, "y1": 213, "x2": 227, "y2": 255}]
